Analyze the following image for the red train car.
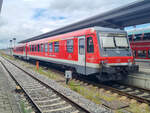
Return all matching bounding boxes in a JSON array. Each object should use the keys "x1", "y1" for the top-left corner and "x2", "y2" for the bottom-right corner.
[
  {"x1": 128, "y1": 28, "x2": 150, "y2": 62},
  {"x1": 13, "y1": 43, "x2": 26, "y2": 58},
  {"x1": 13, "y1": 27, "x2": 138, "y2": 81}
]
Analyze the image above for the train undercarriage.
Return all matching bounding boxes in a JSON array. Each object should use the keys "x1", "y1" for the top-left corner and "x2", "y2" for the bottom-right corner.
[{"x1": 96, "y1": 64, "x2": 139, "y2": 82}]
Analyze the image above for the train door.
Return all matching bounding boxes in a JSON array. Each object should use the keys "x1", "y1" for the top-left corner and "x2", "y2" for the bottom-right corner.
[
  {"x1": 23, "y1": 46, "x2": 26, "y2": 58},
  {"x1": 23, "y1": 44, "x2": 27, "y2": 59},
  {"x1": 25, "y1": 44, "x2": 28, "y2": 59},
  {"x1": 78, "y1": 36, "x2": 86, "y2": 75}
]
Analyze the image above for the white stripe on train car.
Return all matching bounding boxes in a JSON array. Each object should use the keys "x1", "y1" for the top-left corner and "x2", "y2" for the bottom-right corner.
[
  {"x1": 14, "y1": 53, "x2": 129, "y2": 68},
  {"x1": 28, "y1": 55, "x2": 100, "y2": 68},
  {"x1": 107, "y1": 63, "x2": 130, "y2": 66},
  {"x1": 135, "y1": 59, "x2": 150, "y2": 62}
]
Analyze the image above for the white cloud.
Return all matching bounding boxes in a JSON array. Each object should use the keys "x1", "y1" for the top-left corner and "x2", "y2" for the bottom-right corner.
[
  {"x1": 0, "y1": 0, "x2": 137, "y2": 49},
  {"x1": 41, "y1": 28, "x2": 51, "y2": 33}
]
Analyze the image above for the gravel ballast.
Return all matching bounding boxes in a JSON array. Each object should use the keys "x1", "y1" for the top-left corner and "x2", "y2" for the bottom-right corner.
[{"x1": 0, "y1": 56, "x2": 113, "y2": 113}]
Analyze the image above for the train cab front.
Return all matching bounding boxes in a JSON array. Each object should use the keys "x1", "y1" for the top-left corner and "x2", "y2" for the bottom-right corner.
[
  {"x1": 100, "y1": 57, "x2": 138, "y2": 76},
  {"x1": 97, "y1": 31, "x2": 139, "y2": 81}
]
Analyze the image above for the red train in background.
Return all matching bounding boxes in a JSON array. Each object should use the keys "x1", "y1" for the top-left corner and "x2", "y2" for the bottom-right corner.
[
  {"x1": 128, "y1": 27, "x2": 150, "y2": 61},
  {"x1": 13, "y1": 27, "x2": 138, "y2": 81}
]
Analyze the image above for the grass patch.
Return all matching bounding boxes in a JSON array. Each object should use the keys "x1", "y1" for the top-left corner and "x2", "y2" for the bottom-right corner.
[
  {"x1": 34, "y1": 67, "x2": 57, "y2": 79},
  {"x1": 127, "y1": 103, "x2": 150, "y2": 113},
  {"x1": 20, "y1": 101, "x2": 32, "y2": 113},
  {"x1": 0, "y1": 52, "x2": 60, "y2": 80},
  {"x1": 66, "y1": 80, "x2": 117, "y2": 104},
  {"x1": 0, "y1": 51, "x2": 15, "y2": 60}
]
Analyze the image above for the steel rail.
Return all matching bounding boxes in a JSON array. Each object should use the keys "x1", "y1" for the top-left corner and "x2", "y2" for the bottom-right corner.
[
  {"x1": 0, "y1": 60, "x2": 44, "y2": 113},
  {"x1": 74, "y1": 77, "x2": 150, "y2": 104},
  {"x1": 4, "y1": 56, "x2": 150, "y2": 108},
  {"x1": 1, "y1": 57, "x2": 90, "y2": 113}
]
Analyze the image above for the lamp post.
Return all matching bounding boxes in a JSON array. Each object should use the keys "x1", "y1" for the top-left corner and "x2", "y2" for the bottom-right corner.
[
  {"x1": 10, "y1": 40, "x2": 12, "y2": 55},
  {"x1": 13, "y1": 38, "x2": 16, "y2": 48}
]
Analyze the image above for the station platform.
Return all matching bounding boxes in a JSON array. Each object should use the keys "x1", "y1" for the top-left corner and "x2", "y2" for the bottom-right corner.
[
  {"x1": 136, "y1": 61, "x2": 150, "y2": 69},
  {"x1": 0, "y1": 63, "x2": 21, "y2": 113},
  {"x1": 123, "y1": 62, "x2": 150, "y2": 90}
]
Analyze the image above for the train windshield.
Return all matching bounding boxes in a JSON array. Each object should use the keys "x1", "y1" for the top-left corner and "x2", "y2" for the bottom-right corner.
[
  {"x1": 99, "y1": 33, "x2": 131, "y2": 56},
  {"x1": 101, "y1": 36, "x2": 115, "y2": 48},
  {"x1": 100, "y1": 33, "x2": 129, "y2": 49},
  {"x1": 115, "y1": 37, "x2": 128, "y2": 48}
]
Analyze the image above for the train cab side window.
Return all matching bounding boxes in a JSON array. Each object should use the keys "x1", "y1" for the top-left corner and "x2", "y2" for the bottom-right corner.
[
  {"x1": 41, "y1": 44, "x2": 44, "y2": 52},
  {"x1": 32, "y1": 45, "x2": 34, "y2": 52},
  {"x1": 54, "y1": 41, "x2": 59, "y2": 52},
  {"x1": 87, "y1": 37, "x2": 94, "y2": 53},
  {"x1": 79, "y1": 38, "x2": 85, "y2": 55},
  {"x1": 67, "y1": 40, "x2": 73, "y2": 53},
  {"x1": 37, "y1": 44, "x2": 40, "y2": 52},
  {"x1": 49, "y1": 43, "x2": 53, "y2": 52},
  {"x1": 45, "y1": 43, "x2": 48, "y2": 52}
]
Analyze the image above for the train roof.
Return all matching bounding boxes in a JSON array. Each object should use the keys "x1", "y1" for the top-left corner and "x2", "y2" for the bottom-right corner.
[
  {"x1": 128, "y1": 27, "x2": 150, "y2": 35},
  {"x1": 94, "y1": 27, "x2": 126, "y2": 33},
  {"x1": 26, "y1": 27, "x2": 126, "y2": 45},
  {"x1": 27, "y1": 26, "x2": 126, "y2": 44}
]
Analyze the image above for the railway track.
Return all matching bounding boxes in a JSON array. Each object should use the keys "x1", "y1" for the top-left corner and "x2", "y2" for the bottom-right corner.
[
  {"x1": 2, "y1": 55, "x2": 150, "y2": 110},
  {"x1": 37, "y1": 60, "x2": 150, "y2": 105},
  {"x1": 0, "y1": 57, "x2": 90, "y2": 113},
  {"x1": 74, "y1": 77, "x2": 150, "y2": 105}
]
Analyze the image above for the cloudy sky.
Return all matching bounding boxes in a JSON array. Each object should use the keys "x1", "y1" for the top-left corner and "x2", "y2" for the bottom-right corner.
[{"x1": 0, "y1": 0, "x2": 142, "y2": 48}]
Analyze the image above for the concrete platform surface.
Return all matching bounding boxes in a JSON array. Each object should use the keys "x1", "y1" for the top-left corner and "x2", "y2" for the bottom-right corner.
[
  {"x1": 122, "y1": 62, "x2": 150, "y2": 90},
  {"x1": 136, "y1": 62, "x2": 150, "y2": 72},
  {"x1": 0, "y1": 63, "x2": 21, "y2": 113}
]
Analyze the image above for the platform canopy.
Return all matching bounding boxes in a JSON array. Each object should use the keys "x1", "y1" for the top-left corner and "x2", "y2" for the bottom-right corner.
[
  {"x1": 20, "y1": 0, "x2": 150, "y2": 43},
  {"x1": 128, "y1": 27, "x2": 150, "y2": 35}
]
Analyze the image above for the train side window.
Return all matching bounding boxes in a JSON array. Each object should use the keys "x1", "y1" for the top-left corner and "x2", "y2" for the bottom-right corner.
[
  {"x1": 67, "y1": 40, "x2": 73, "y2": 53},
  {"x1": 45, "y1": 43, "x2": 48, "y2": 52},
  {"x1": 32, "y1": 45, "x2": 34, "y2": 51},
  {"x1": 137, "y1": 50, "x2": 146, "y2": 58},
  {"x1": 35, "y1": 45, "x2": 37, "y2": 51},
  {"x1": 41, "y1": 44, "x2": 43, "y2": 52},
  {"x1": 54, "y1": 41, "x2": 59, "y2": 52},
  {"x1": 37, "y1": 44, "x2": 40, "y2": 52},
  {"x1": 49, "y1": 42, "x2": 53, "y2": 52},
  {"x1": 79, "y1": 38, "x2": 85, "y2": 55},
  {"x1": 87, "y1": 37, "x2": 94, "y2": 53},
  {"x1": 148, "y1": 50, "x2": 150, "y2": 58}
]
